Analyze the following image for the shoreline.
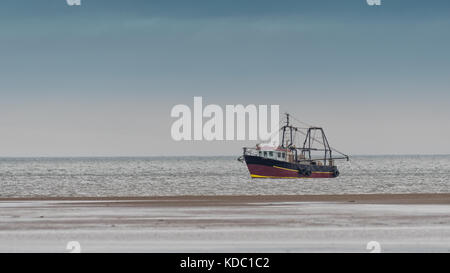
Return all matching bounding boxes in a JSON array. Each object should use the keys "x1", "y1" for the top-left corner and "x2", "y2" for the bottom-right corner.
[{"x1": 1, "y1": 193, "x2": 449, "y2": 205}]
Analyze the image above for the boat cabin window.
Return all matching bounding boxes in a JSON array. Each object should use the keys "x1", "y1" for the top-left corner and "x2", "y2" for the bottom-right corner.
[{"x1": 260, "y1": 150, "x2": 283, "y2": 159}]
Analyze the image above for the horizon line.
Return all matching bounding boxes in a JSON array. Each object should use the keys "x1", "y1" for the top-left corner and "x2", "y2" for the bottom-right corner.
[{"x1": 0, "y1": 153, "x2": 449, "y2": 159}]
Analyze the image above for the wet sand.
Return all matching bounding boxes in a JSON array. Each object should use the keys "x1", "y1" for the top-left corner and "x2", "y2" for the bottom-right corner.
[
  {"x1": 1, "y1": 193, "x2": 450, "y2": 205},
  {"x1": 0, "y1": 193, "x2": 449, "y2": 252}
]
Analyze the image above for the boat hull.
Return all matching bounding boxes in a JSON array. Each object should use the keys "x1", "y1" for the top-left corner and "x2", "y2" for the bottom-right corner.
[{"x1": 244, "y1": 155, "x2": 338, "y2": 178}]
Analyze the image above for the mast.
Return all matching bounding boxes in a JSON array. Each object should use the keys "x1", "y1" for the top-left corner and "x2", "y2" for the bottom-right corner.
[
  {"x1": 281, "y1": 116, "x2": 286, "y2": 147},
  {"x1": 281, "y1": 113, "x2": 293, "y2": 148},
  {"x1": 286, "y1": 113, "x2": 292, "y2": 147}
]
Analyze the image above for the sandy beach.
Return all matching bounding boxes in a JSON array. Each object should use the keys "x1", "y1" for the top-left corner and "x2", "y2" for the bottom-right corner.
[
  {"x1": 2, "y1": 193, "x2": 450, "y2": 204},
  {"x1": 0, "y1": 193, "x2": 449, "y2": 252}
]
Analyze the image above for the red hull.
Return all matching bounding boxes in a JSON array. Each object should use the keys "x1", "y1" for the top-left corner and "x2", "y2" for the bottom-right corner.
[{"x1": 247, "y1": 164, "x2": 334, "y2": 178}]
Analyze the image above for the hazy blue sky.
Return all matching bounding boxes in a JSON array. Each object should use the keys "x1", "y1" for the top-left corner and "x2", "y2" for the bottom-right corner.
[{"x1": 1, "y1": 0, "x2": 449, "y2": 156}]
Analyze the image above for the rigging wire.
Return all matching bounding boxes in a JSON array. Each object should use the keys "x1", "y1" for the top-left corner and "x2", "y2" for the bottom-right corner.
[{"x1": 289, "y1": 114, "x2": 316, "y2": 128}]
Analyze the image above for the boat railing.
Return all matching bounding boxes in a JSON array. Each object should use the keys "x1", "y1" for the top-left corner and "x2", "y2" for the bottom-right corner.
[{"x1": 242, "y1": 147, "x2": 260, "y2": 156}]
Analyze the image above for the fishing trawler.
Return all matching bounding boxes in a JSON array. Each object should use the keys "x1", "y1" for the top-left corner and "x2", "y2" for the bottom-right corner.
[{"x1": 239, "y1": 113, "x2": 349, "y2": 178}]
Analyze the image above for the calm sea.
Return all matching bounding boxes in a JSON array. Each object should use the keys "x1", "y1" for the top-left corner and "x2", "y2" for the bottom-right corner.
[{"x1": 0, "y1": 155, "x2": 448, "y2": 197}]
